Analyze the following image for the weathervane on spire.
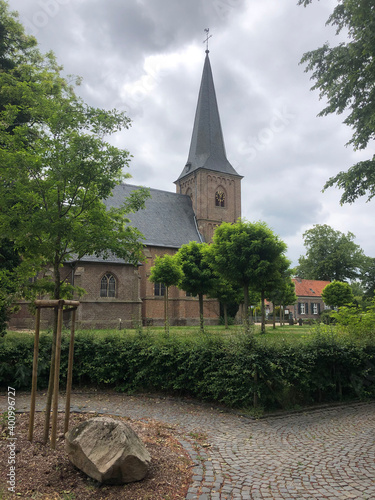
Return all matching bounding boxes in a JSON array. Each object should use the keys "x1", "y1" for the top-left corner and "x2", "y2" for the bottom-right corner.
[{"x1": 203, "y1": 28, "x2": 212, "y2": 53}]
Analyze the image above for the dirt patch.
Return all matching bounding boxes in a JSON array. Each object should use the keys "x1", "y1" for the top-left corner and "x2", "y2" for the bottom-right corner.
[{"x1": 0, "y1": 411, "x2": 193, "y2": 499}]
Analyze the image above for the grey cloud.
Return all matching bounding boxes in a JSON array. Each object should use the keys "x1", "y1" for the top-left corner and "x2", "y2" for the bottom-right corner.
[{"x1": 6, "y1": 0, "x2": 375, "y2": 263}]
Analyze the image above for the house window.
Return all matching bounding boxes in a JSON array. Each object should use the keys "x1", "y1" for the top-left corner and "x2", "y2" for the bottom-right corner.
[
  {"x1": 100, "y1": 273, "x2": 116, "y2": 297},
  {"x1": 299, "y1": 303, "x2": 306, "y2": 314},
  {"x1": 154, "y1": 282, "x2": 165, "y2": 296},
  {"x1": 312, "y1": 303, "x2": 320, "y2": 315},
  {"x1": 215, "y1": 190, "x2": 225, "y2": 207}
]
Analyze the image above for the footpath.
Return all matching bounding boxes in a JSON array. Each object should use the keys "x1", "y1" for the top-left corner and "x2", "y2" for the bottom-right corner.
[{"x1": 1, "y1": 391, "x2": 374, "y2": 499}]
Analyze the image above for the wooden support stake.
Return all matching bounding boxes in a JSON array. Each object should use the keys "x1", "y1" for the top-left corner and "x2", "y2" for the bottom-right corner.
[
  {"x1": 28, "y1": 307, "x2": 41, "y2": 442},
  {"x1": 50, "y1": 303, "x2": 63, "y2": 449},
  {"x1": 64, "y1": 308, "x2": 76, "y2": 434}
]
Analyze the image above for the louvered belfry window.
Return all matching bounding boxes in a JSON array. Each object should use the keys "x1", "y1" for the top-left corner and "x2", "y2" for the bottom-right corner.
[
  {"x1": 100, "y1": 273, "x2": 116, "y2": 297},
  {"x1": 215, "y1": 190, "x2": 225, "y2": 207}
]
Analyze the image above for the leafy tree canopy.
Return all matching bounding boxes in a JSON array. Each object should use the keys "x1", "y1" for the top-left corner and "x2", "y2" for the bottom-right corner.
[
  {"x1": 149, "y1": 254, "x2": 182, "y2": 289},
  {"x1": 0, "y1": 1, "x2": 149, "y2": 304},
  {"x1": 0, "y1": 238, "x2": 21, "y2": 335},
  {"x1": 149, "y1": 254, "x2": 182, "y2": 334},
  {"x1": 212, "y1": 220, "x2": 287, "y2": 289},
  {"x1": 176, "y1": 242, "x2": 216, "y2": 332},
  {"x1": 211, "y1": 219, "x2": 288, "y2": 332},
  {"x1": 322, "y1": 280, "x2": 354, "y2": 308},
  {"x1": 295, "y1": 224, "x2": 365, "y2": 282},
  {"x1": 204, "y1": 244, "x2": 243, "y2": 327},
  {"x1": 176, "y1": 242, "x2": 215, "y2": 298},
  {"x1": 299, "y1": 0, "x2": 375, "y2": 204},
  {"x1": 361, "y1": 256, "x2": 375, "y2": 299},
  {"x1": 267, "y1": 275, "x2": 297, "y2": 309},
  {"x1": 0, "y1": 0, "x2": 39, "y2": 69}
]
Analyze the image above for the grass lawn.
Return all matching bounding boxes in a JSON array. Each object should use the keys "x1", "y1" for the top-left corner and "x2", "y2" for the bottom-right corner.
[{"x1": 7, "y1": 322, "x2": 317, "y2": 347}]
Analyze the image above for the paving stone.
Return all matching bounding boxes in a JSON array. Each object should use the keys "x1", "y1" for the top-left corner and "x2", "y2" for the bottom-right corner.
[{"x1": 2, "y1": 392, "x2": 375, "y2": 500}]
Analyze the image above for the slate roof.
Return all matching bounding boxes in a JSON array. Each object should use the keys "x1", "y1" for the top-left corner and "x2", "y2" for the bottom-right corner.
[
  {"x1": 176, "y1": 52, "x2": 242, "y2": 182},
  {"x1": 106, "y1": 183, "x2": 203, "y2": 249},
  {"x1": 69, "y1": 253, "x2": 129, "y2": 265},
  {"x1": 293, "y1": 278, "x2": 330, "y2": 298},
  {"x1": 68, "y1": 183, "x2": 203, "y2": 265}
]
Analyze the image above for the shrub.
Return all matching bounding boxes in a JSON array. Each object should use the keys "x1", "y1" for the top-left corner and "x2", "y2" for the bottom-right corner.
[
  {"x1": 0, "y1": 304, "x2": 10, "y2": 337},
  {"x1": 319, "y1": 309, "x2": 335, "y2": 325},
  {"x1": 1, "y1": 328, "x2": 374, "y2": 409},
  {"x1": 330, "y1": 300, "x2": 375, "y2": 339}
]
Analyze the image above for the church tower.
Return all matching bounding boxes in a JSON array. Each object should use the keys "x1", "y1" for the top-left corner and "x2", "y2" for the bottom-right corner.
[{"x1": 175, "y1": 49, "x2": 243, "y2": 242}]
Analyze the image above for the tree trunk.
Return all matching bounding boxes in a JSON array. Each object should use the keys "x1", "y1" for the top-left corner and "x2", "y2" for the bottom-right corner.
[
  {"x1": 272, "y1": 302, "x2": 276, "y2": 329},
  {"x1": 260, "y1": 290, "x2": 266, "y2": 334},
  {"x1": 43, "y1": 257, "x2": 61, "y2": 444},
  {"x1": 164, "y1": 286, "x2": 169, "y2": 335},
  {"x1": 199, "y1": 293, "x2": 204, "y2": 333}
]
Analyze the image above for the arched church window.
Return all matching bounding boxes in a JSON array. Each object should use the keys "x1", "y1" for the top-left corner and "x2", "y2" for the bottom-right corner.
[
  {"x1": 100, "y1": 273, "x2": 116, "y2": 297},
  {"x1": 215, "y1": 190, "x2": 226, "y2": 207}
]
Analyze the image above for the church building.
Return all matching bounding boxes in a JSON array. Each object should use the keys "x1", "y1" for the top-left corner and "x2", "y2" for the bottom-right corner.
[{"x1": 9, "y1": 50, "x2": 243, "y2": 330}]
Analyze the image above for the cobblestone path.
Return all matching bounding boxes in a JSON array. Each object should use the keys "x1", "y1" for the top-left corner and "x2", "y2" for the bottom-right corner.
[{"x1": 1, "y1": 391, "x2": 374, "y2": 499}]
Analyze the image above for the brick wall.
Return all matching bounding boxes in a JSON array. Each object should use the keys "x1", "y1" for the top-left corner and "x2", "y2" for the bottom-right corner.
[
  {"x1": 8, "y1": 262, "x2": 142, "y2": 330},
  {"x1": 176, "y1": 170, "x2": 241, "y2": 243},
  {"x1": 8, "y1": 253, "x2": 220, "y2": 330},
  {"x1": 288, "y1": 298, "x2": 327, "y2": 321},
  {"x1": 72, "y1": 262, "x2": 142, "y2": 329},
  {"x1": 139, "y1": 245, "x2": 220, "y2": 326}
]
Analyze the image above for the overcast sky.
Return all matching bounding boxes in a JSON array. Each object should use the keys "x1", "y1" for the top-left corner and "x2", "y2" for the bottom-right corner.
[{"x1": 7, "y1": 0, "x2": 375, "y2": 267}]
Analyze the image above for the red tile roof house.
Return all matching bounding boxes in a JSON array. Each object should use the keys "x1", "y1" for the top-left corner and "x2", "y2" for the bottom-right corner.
[{"x1": 288, "y1": 278, "x2": 331, "y2": 322}]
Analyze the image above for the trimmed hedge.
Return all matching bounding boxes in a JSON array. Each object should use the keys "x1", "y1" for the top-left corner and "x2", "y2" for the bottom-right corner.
[{"x1": 1, "y1": 329, "x2": 375, "y2": 410}]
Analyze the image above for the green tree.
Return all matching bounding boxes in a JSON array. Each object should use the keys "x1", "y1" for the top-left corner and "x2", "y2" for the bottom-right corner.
[
  {"x1": 204, "y1": 244, "x2": 242, "y2": 329},
  {"x1": 1, "y1": 85, "x2": 149, "y2": 300},
  {"x1": 349, "y1": 280, "x2": 367, "y2": 310},
  {"x1": 0, "y1": 1, "x2": 64, "y2": 335},
  {"x1": 361, "y1": 257, "x2": 375, "y2": 299},
  {"x1": 329, "y1": 299, "x2": 375, "y2": 337},
  {"x1": 209, "y1": 275, "x2": 242, "y2": 329},
  {"x1": 176, "y1": 242, "x2": 216, "y2": 333},
  {"x1": 0, "y1": 239, "x2": 21, "y2": 335},
  {"x1": 267, "y1": 276, "x2": 297, "y2": 328},
  {"x1": 322, "y1": 280, "x2": 354, "y2": 308},
  {"x1": 261, "y1": 255, "x2": 291, "y2": 331},
  {"x1": 213, "y1": 276, "x2": 242, "y2": 328},
  {"x1": 149, "y1": 254, "x2": 182, "y2": 335},
  {"x1": 299, "y1": 0, "x2": 375, "y2": 204},
  {"x1": 0, "y1": 248, "x2": 38, "y2": 336},
  {"x1": 0, "y1": 2, "x2": 65, "y2": 135},
  {"x1": 296, "y1": 224, "x2": 365, "y2": 282},
  {"x1": 0, "y1": 0, "x2": 39, "y2": 66},
  {"x1": 248, "y1": 290, "x2": 261, "y2": 324},
  {"x1": 211, "y1": 219, "x2": 288, "y2": 333},
  {"x1": 0, "y1": 2, "x2": 149, "y2": 441}
]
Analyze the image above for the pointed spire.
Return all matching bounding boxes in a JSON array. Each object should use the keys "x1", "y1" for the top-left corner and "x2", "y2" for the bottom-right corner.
[{"x1": 177, "y1": 51, "x2": 241, "y2": 181}]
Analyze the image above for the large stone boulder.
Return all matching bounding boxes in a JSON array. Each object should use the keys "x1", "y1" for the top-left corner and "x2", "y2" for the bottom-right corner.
[{"x1": 65, "y1": 417, "x2": 151, "y2": 484}]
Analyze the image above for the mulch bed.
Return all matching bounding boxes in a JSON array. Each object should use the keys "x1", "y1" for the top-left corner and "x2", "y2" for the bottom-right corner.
[{"x1": 0, "y1": 411, "x2": 193, "y2": 499}]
